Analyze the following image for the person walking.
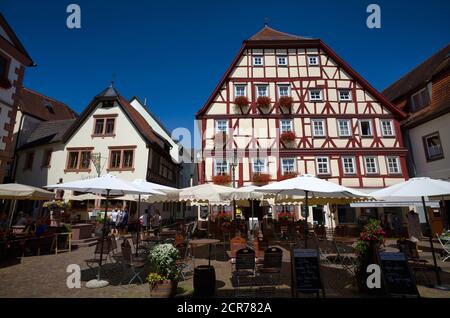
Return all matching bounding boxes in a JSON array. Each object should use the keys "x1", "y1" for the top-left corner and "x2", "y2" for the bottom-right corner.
[
  {"x1": 151, "y1": 210, "x2": 162, "y2": 238},
  {"x1": 111, "y1": 208, "x2": 119, "y2": 235}
]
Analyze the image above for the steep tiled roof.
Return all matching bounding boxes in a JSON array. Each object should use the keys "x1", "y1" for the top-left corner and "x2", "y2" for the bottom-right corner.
[
  {"x1": 18, "y1": 119, "x2": 76, "y2": 150},
  {"x1": 383, "y1": 43, "x2": 450, "y2": 101},
  {"x1": 18, "y1": 87, "x2": 78, "y2": 121},
  {"x1": 248, "y1": 26, "x2": 312, "y2": 41}
]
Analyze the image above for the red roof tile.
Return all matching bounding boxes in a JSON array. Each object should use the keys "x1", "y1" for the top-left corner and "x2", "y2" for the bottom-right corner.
[{"x1": 18, "y1": 87, "x2": 77, "y2": 121}]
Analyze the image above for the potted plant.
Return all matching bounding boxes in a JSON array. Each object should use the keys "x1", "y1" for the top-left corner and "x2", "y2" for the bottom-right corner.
[
  {"x1": 279, "y1": 96, "x2": 293, "y2": 109},
  {"x1": 213, "y1": 174, "x2": 231, "y2": 185},
  {"x1": 43, "y1": 200, "x2": 71, "y2": 227},
  {"x1": 256, "y1": 96, "x2": 271, "y2": 108},
  {"x1": 147, "y1": 243, "x2": 181, "y2": 298},
  {"x1": 252, "y1": 173, "x2": 271, "y2": 185},
  {"x1": 280, "y1": 131, "x2": 296, "y2": 144},
  {"x1": 354, "y1": 219, "x2": 385, "y2": 294},
  {"x1": 234, "y1": 96, "x2": 249, "y2": 108}
]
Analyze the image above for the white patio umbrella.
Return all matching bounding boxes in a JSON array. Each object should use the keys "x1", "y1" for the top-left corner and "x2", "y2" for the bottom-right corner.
[
  {"x1": 256, "y1": 174, "x2": 372, "y2": 247},
  {"x1": 45, "y1": 174, "x2": 153, "y2": 288},
  {"x1": 371, "y1": 177, "x2": 450, "y2": 289},
  {"x1": 0, "y1": 183, "x2": 55, "y2": 228},
  {"x1": 219, "y1": 186, "x2": 265, "y2": 225},
  {"x1": 64, "y1": 193, "x2": 105, "y2": 201},
  {"x1": 166, "y1": 183, "x2": 234, "y2": 204}
]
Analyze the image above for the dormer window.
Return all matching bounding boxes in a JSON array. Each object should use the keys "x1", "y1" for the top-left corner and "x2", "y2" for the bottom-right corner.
[
  {"x1": 92, "y1": 114, "x2": 117, "y2": 137},
  {"x1": 411, "y1": 87, "x2": 431, "y2": 112},
  {"x1": 253, "y1": 56, "x2": 263, "y2": 67}
]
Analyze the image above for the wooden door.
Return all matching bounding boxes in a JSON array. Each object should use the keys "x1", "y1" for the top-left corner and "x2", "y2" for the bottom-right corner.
[{"x1": 427, "y1": 207, "x2": 444, "y2": 236}]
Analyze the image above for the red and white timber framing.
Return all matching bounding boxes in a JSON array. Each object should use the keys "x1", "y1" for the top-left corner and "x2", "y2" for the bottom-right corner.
[{"x1": 196, "y1": 34, "x2": 409, "y2": 189}]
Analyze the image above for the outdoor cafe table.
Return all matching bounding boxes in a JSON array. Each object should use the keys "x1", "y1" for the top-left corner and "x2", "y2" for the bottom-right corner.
[{"x1": 189, "y1": 239, "x2": 220, "y2": 266}]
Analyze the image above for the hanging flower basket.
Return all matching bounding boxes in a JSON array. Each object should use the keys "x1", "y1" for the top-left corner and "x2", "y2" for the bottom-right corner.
[
  {"x1": 256, "y1": 96, "x2": 271, "y2": 108},
  {"x1": 213, "y1": 174, "x2": 231, "y2": 185},
  {"x1": 278, "y1": 212, "x2": 293, "y2": 223},
  {"x1": 280, "y1": 131, "x2": 296, "y2": 143},
  {"x1": 280, "y1": 172, "x2": 297, "y2": 180},
  {"x1": 279, "y1": 96, "x2": 293, "y2": 109},
  {"x1": 234, "y1": 96, "x2": 249, "y2": 108},
  {"x1": 252, "y1": 173, "x2": 271, "y2": 185},
  {"x1": 216, "y1": 212, "x2": 232, "y2": 222}
]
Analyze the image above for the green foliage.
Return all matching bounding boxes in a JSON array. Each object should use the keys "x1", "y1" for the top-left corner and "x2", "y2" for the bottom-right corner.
[
  {"x1": 146, "y1": 272, "x2": 167, "y2": 289},
  {"x1": 147, "y1": 243, "x2": 181, "y2": 281},
  {"x1": 43, "y1": 200, "x2": 71, "y2": 210},
  {"x1": 355, "y1": 219, "x2": 385, "y2": 257}
]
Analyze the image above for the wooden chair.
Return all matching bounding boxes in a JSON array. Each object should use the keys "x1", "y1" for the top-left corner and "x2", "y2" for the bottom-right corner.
[{"x1": 175, "y1": 242, "x2": 193, "y2": 280}]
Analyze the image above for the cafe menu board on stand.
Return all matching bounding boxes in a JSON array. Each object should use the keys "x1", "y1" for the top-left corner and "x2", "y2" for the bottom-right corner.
[
  {"x1": 379, "y1": 252, "x2": 419, "y2": 297},
  {"x1": 291, "y1": 248, "x2": 324, "y2": 298}
]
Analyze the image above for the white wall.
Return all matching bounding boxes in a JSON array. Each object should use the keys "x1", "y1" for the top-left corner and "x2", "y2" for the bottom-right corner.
[{"x1": 408, "y1": 112, "x2": 450, "y2": 180}]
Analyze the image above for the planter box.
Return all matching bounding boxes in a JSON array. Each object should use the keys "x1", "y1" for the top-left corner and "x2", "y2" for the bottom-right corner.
[{"x1": 71, "y1": 223, "x2": 94, "y2": 241}]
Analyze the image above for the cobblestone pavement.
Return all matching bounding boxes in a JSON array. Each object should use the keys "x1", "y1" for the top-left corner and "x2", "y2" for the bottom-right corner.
[{"x1": 0, "y1": 238, "x2": 449, "y2": 298}]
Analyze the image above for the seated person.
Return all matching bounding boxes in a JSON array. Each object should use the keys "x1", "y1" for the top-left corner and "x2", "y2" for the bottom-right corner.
[
  {"x1": 22, "y1": 216, "x2": 36, "y2": 236},
  {"x1": 15, "y1": 212, "x2": 27, "y2": 226},
  {"x1": 35, "y1": 217, "x2": 49, "y2": 237}
]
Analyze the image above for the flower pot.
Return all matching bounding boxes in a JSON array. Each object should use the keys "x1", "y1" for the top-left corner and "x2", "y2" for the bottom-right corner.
[{"x1": 149, "y1": 280, "x2": 178, "y2": 298}]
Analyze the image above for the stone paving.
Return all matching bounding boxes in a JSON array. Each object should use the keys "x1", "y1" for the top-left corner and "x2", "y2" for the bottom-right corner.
[{"x1": 0, "y1": 238, "x2": 449, "y2": 298}]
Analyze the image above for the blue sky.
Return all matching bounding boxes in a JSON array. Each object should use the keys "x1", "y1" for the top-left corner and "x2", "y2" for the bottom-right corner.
[{"x1": 1, "y1": 0, "x2": 449, "y2": 146}]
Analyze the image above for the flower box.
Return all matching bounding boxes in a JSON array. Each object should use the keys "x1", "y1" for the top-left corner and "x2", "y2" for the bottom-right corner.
[
  {"x1": 279, "y1": 96, "x2": 293, "y2": 109},
  {"x1": 280, "y1": 131, "x2": 296, "y2": 143},
  {"x1": 234, "y1": 96, "x2": 249, "y2": 107},
  {"x1": 252, "y1": 173, "x2": 271, "y2": 185},
  {"x1": 256, "y1": 96, "x2": 271, "y2": 108},
  {"x1": 213, "y1": 174, "x2": 231, "y2": 185},
  {"x1": 280, "y1": 172, "x2": 297, "y2": 180}
]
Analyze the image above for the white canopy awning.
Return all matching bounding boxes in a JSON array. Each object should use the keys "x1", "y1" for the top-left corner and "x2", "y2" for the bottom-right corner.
[{"x1": 0, "y1": 183, "x2": 54, "y2": 200}]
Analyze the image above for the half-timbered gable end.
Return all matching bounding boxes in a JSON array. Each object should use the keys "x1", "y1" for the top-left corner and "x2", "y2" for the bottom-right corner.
[{"x1": 196, "y1": 26, "x2": 409, "y2": 189}]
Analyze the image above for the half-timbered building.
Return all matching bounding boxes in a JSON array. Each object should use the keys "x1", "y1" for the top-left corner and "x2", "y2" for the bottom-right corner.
[{"x1": 196, "y1": 26, "x2": 410, "y2": 230}]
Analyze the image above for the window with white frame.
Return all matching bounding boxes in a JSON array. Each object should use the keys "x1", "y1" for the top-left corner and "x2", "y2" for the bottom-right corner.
[
  {"x1": 281, "y1": 158, "x2": 296, "y2": 174},
  {"x1": 253, "y1": 55, "x2": 263, "y2": 66},
  {"x1": 256, "y1": 85, "x2": 268, "y2": 97},
  {"x1": 253, "y1": 158, "x2": 267, "y2": 173},
  {"x1": 423, "y1": 132, "x2": 444, "y2": 161},
  {"x1": 364, "y1": 157, "x2": 378, "y2": 174},
  {"x1": 278, "y1": 85, "x2": 290, "y2": 97},
  {"x1": 277, "y1": 56, "x2": 288, "y2": 66},
  {"x1": 216, "y1": 120, "x2": 228, "y2": 133},
  {"x1": 342, "y1": 157, "x2": 356, "y2": 174},
  {"x1": 309, "y1": 89, "x2": 322, "y2": 101},
  {"x1": 316, "y1": 157, "x2": 330, "y2": 174},
  {"x1": 235, "y1": 85, "x2": 246, "y2": 97},
  {"x1": 308, "y1": 55, "x2": 319, "y2": 66},
  {"x1": 215, "y1": 159, "x2": 229, "y2": 175},
  {"x1": 338, "y1": 90, "x2": 352, "y2": 101},
  {"x1": 312, "y1": 119, "x2": 326, "y2": 137},
  {"x1": 387, "y1": 157, "x2": 401, "y2": 174},
  {"x1": 380, "y1": 120, "x2": 395, "y2": 137},
  {"x1": 280, "y1": 119, "x2": 293, "y2": 132},
  {"x1": 337, "y1": 119, "x2": 352, "y2": 137},
  {"x1": 359, "y1": 120, "x2": 373, "y2": 137}
]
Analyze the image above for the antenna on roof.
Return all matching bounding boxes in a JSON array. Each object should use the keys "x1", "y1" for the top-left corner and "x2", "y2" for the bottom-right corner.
[
  {"x1": 264, "y1": 17, "x2": 269, "y2": 27},
  {"x1": 110, "y1": 73, "x2": 116, "y2": 87}
]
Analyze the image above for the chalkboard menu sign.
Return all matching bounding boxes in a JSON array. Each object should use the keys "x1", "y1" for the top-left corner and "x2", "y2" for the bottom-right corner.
[
  {"x1": 379, "y1": 252, "x2": 419, "y2": 297},
  {"x1": 291, "y1": 248, "x2": 323, "y2": 296},
  {"x1": 199, "y1": 206, "x2": 209, "y2": 220}
]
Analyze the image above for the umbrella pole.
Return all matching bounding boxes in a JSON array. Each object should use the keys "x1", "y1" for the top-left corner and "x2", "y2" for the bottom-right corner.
[
  {"x1": 8, "y1": 199, "x2": 17, "y2": 228},
  {"x1": 97, "y1": 189, "x2": 110, "y2": 281},
  {"x1": 136, "y1": 194, "x2": 141, "y2": 257},
  {"x1": 421, "y1": 196, "x2": 441, "y2": 286},
  {"x1": 304, "y1": 191, "x2": 309, "y2": 249}
]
